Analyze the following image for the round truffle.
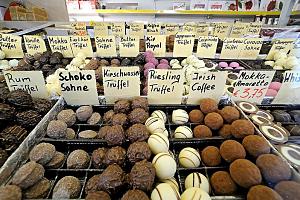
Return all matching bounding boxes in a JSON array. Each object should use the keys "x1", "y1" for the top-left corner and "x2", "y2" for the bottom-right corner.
[
  {"x1": 121, "y1": 189, "x2": 149, "y2": 200},
  {"x1": 67, "y1": 149, "x2": 90, "y2": 169},
  {"x1": 199, "y1": 98, "x2": 218, "y2": 114},
  {"x1": 66, "y1": 128, "x2": 76, "y2": 139},
  {"x1": 275, "y1": 181, "x2": 300, "y2": 200},
  {"x1": 247, "y1": 185, "x2": 283, "y2": 200},
  {"x1": 220, "y1": 140, "x2": 246, "y2": 163},
  {"x1": 181, "y1": 187, "x2": 210, "y2": 200},
  {"x1": 129, "y1": 108, "x2": 149, "y2": 124},
  {"x1": 52, "y1": 176, "x2": 81, "y2": 199},
  {"x1": 148, "y1": 133, "x2": 169, "y2": 155},
  {"x1": 184, "y1": 172, "x2": 210, "y2": 193},
  {"x1": 201, "y1": 146, "x2": 221, "y2": 166},
  {"x1": 7, "y1": 89, "x2": 33, "y2": 108},
  {"x1": 104, "y1": 146, "x2": 126, "y2": 166},
  {"x1": 87, "y1": 112, "x2": 101, "y2": 125},
  {"x1": 100, "y1": 59, "x2": 109, "y2": 66},
  {"x1": 103, "y1": 110, "x2": 115, "y2": 124},
  {"x1": 131, "y1": 97, "x2": 149, "y2": 111},
  {"x1": 98, "y1": 126, "x2": 111, "y2": 139},
  {"x1": 242, "y1": 135, "x2": 271, "y2": 158},
  {"x1": 218, "y1": 124, "x2": 232, "y2": 138},
  {"x1": 189, "y1": 109, "x2": 204, "y2": 123},
  {"x1": 78, "y1": 130, "x2": 98, "y2": 139},
  {"x1": 33, "y1": 98, "x2": 52, "y2": 115},
  {"x1": 220, "y1": 106, "x2": 240, "y2": 123},
  {"x1": 256, "y1": 154, "x2": 291, "y2": 184},
  {"x1": 231, "y1": 119, "x2": 254, "y2": 138},
  {"x1": 151, "y1": 183, "x2": 180, "y2": 200},
  {"x1": 211, "y1": 171, "x2": 237, "y2": 195},
  {"x1": 85, "y1": 174, "x2": 101, "y2": 194},
  {"x1": 16, "y1": 110, "x2": 42, "y2": 128},
  {"x1": 112, "y1": 113, "x2": 128, "y2": 126},
  {"x1": 114, "y1": 99, "x2": 131, "y2": 113},
  {"x1": 98, "y1": 164, "x2": 125, "y2": 194},
  {"x1": 0, "y1": 185, "x2": 22, "y2": 200},
  {"x1": 92, "y1": 147, "x2": 107, "y2": 169},
  {"x1": 174, "y1": 126, "x2": 193, "y2": 138},
  {"x1": 129, "y1": 160, "x2": 155, "y2": 191},
  {"x1": 29, "y1": 142, "x2": 56, "y2": 165},
  {"x1": 179, "y1": 147, "x2": 201, "y2": 168},
  {"x1": 193, "y1": 125, "x2": 212, "y2": 138},
  {"x1": 86, "y1": 191, "x2": 111, "y2": 200},
  {"x1": 204, "y1": 112, "x2": 224, "y2": 130},
  {"x1": 57, "y1": 109, "x2": 76, "y2": 127},
  {"x1": 172, "y1": 109, "x2": 189, "y2": 125},
  {"x1": 152, "y1": 153, "x2": 176, "y2": 180},
  {"x1": 145, "y1": 117, "x2": 166, "y2": 135},
  {"x1": 45, "y1": 151, "x2": 65, "y2": 169},
  {"x1": 111, "y1": 58, "x2": 120, "y2": 66},
  {"x1": 126, "y1": 124, "x2": 150, "y2": 143},
  {"x1": 127, "y1": 142, "x2": 152, "y2": 164},
  {"x1": 105, "y1": 125, "x2": 126, "y2": 146},
  {"x1": 151, "y1": 110, "x2": 167, "y2": 123},
  {"x1": 46, "y1": 120, "x2": 67, "y2": 139},
  {"x1": 76, "y1": 106, "x2": 93, "y2": 122},
  {"x1": 229, "y1": 159, "x2": 262, "y2": 188},
  {"x1": 23, "y1": 177, "x2": 51, "y2": 199}
]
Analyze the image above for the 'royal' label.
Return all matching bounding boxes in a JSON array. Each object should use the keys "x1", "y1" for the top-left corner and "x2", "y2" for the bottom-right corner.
[{"x1": 145, "y1": 35, "x2": 166, "y2": 57}]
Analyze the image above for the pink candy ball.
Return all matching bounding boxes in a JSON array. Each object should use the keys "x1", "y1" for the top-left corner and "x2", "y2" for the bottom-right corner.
[
  {"x1": 269, "y1": 82, "x2": 282, "y2": 92},
  {"x1": 226, "y1": 67, "x2": 233, "y2": 69},
  {"x1": 265, "y1": 89, "x2": 278, "y2": 97},
  {"x1": 157, "y1": 63, "x2": 170, "y2": 69},
  {"x1": 160, "y1": 59, "x2": 169, "y2": 65},
  {"x1": 144, "y1": 62, "x2": 155, "y2": 70},
  {"x1": 219, "y1": 62, "x2": 228, "y2": 68},
  {"x1": 144, "y1": 50, "x2": 154, "y2": 57},
  {"x1": 235, "y1": 66, "x2": 245, "y2": 70},
  {"x1": 149, "y1": 58, "x2": 159, "y2": 66},
  {"x1": 229, "y1": 62, "x2": 240, "y2": 68},
  {"x1": 145, "y1": 55, "x2": 154, "y2": 63}
]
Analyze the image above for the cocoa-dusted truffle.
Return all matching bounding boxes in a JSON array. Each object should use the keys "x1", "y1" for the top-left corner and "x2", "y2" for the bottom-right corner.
[
  {"x1": 193, "y1": 125, "x2": 212, "y2": 138},
  {"x1": 189, "y1": 109, "x2": 204, "y2": 123},
  {"x1": 204, "y1": 112, "x2": 224, "y2": 130},
  {"x1": 11, "y1": 161, "x2": 45, "y2": 189},
  {"x1": 114, "y1": 99, "x2": 131, "y2": 113},
  {"x1": 103, "y1": 110, "x2": 115, "y2": 124},
  {"x1": 7, "y1": 89, "x2": 33, "y2": 108},
  {"x1": 45, "y1": 151, "x2": 65, "y2": 169},
  {"x1": 211, "y1": 171, "x2": 237, "y2": 195},
  {"x1": 85, "y1": 174, "x2": 101, "y2": 194},
  {"x1": 57, "y1": 109, "x2": 76, "y2": 127},
  {"x1": 131, "y1": 97, "x2": 149, "y2": 111},
  {"x1": 129, "y1": 160, "x2": 155, "y2": 191},
  {"x1": 220, "y1": 140, "x2": 246, "y2": 163},
  {"x1": 242, "y1": 135, "x2": 270, "y2": 158},
  {"x1": 128, "y1": 108, "x2": 149, "y2": 124},
  {"x1": 126, "y1": 124, "x2": 149, "y2": 143},
  {"x1": 112, "y1": 113, "x2": 129, "y2": 126},
  {"x1": 256, "y1": 154, "x2": 291, "y2": 184},
  {"x1": 52, "y1": 51, "x2": 63, "y2": 59},
  {"x1": 86, "y1": 191, "x2": 111, "y2": 200},
  {"x1": 121, "y1": 189, "x2": 150, "y2": 200},
  {"x1": 127, "y1": 142, "x2": 151, "y2": 164},
  {"x1": 85, "y1": 59, "x2": 99, "y2": 70},
  {"x1": 33, "y1": 98, "x2": 52, "y2": 115},
  {"x1": 218, "y1": 124, "x2": 232, "y2": 138},
  {"x1": 100, "y1": 59, "x2": 109, "y2": 66},
  {"x1": 231, "y1": 119, "x2": 254, "y2": 138},
  {"x1": 24, "y1": 177, "x2": 51, "y2": 199},
  {"x1": 219, "y1": 106, "x2": 240, "y2": 123},
  {"x1": 105, "y1": 125, "x2": 126, "y2": 146},
  {"x1": 92, "y1": 147, "x2": 107, "y2": 168},
  {"x1": 66, "y1": 128, "x2": 76, "y2": 139},
  {"x1": 229, "y1": 159, "x2": 262, "y2": 188},
  {"x1": 46, "y1": 120, "x2": 67, "y2": 139},
  {"x1": 0, "y1": 185, "x2": 22, "y2": 200},
  {"x1": 247, "y1": 185, "x2": 283, "y2": 200},
  {"x1": 67, "y1": 149, "x2": 90, "y2": 169},
  {"x1": 104, "y1": 146, "x2": 126, "y2": 166},
  {"x1": 111, "y1": 58, "x2": 120, "y2": 66},
  {"x1": 16, "y1": 110, "x2": 42, "y2": 127},
  {"x1": 52, "y1": 176, "x2": 81, "y2": 199},
  {"x1": 98, "y1": 164, "x2": 125, "y2": 194},
  {"x1": 87, "y1": 112, "x2": 101, "y2": 125},
  {"x1": 0, "y1": 103, "x2": 15, "y2": 121},
  {"x1": 199, "y1": 98, "x2": 218, "y2": 114},
  {"x1": 201, "y1": 146, "x2": 221, "y2": 166},
  {"x1": 29, "y1": 142, "x2": 56, "y2": 165},
  {"x1": 76, "y1": 106, "x2": 93, "y2": 121},
  {"x1": 98, "y1": 126, "x2": 111, "y2": 139},
  {"x1": 275, "y1": 181, "x2": 300, "y2": 200}
]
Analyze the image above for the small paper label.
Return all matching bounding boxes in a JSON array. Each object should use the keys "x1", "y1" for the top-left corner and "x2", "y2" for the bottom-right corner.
[
  {"x1": 182, "y1": 24, "x2": 196, "y2": 34},
  {"x1": 119, "y1": 36, "x2": 140, "y2": 57},
  {"x1": 48, "y1": 36, "x2": 74, "y2": 58},
  {"x1": 232, "y1": 70, "x2": 275, "y2": 104},
  {"x1": 238, "y1": 38, "x2": 263, "y2": 60},
  {"x1": 95, "y1": 36, "x2": 117, "y2": 57},
  {"x1": 173, "y1": 34, "x2": 195, "y2": 57},
  {"x1": 164, "y1": 23, "x2": 179, "y2": 35},
  {"x1": 145, "y1": 35, "x2": 166, "y2": 57},
  {"x1": 0, "y1": 34, "x2": 24, "y2": 58},
  {"x1": 111, "y1": 22, "x2": 125, "y2": 37},
  {"x1": 58, "y1": 70, "x2": 99, "y2": 105},
  {"x1": 196, "y1": 24, "x2": 210, "y2": 37},
  {"x1": 147, "y1": 69, "x2": 184, "y2": 104},
  {"x1": 4, "y1": 71, "x2": 48, "y2": 98},
  {"x1": 71, "y1": 22, "x2": 87, "y2": 36},
  {"x1": 129, "y1": 23, "x2": 144, "y2": 38},
  {"x1": 289, "y1": 39, "x2": 300, "y2": 58},
  {"x1": 94, "y1": 22, "x2": 109, "y2": 36},
  {"x1": 220, "y1": 38, "x2": 245, "y2": 59},
  {"x1": 267, "y1": 39, "x2": 295, "y2": 59},
  {"x1": 147, "y1": 23, "x2": 161, "y2": 35},
  {"x1": 230, "y1": 23, "x2": 247, "y2": 38},
  {"x1": 196, "y1": 36, "x2": 218, "y2": 58},
  {"x1": 247, "y1": 22, "x2": 262, "y2": 36},
  {"x1": 24, "y1": 35, "x2": 47, "y2": 55},
  {"x1": 213, "y1": 23, "x2": 232, "y2": 40},
  {"x1": 70, "y1": 35, "x2": 93, "y2": 57},
  {"x1": 103, "y1": 67, "x2": 140, "y2": 103},
  {"x1": 187, "y1": 71, "x2": 227, "y2": 104}
]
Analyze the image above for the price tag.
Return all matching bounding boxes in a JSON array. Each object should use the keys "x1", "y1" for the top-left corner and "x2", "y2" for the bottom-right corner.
[
  {"x1": 238, "y1": 38, "x2": 263, "y2": 60},
  {"x1": 187, "y1": 71, "x2": 227, "y2": 104},
  {"x1": 230, "y1": 23, "x2": 247, "y2": 38},
  {"x1": 182, "y1": 24, "x2": 196, "y2": 34},
  {"x1": 220, "y1": 38, "x2": 245, "y2": 59},
  {"x1": 196, "y1": 24, "x2": 210, "y2": 37},
  {"x1": 173, "y1": 34, "x2": 195, "y2": 57},
  {"x1": 246, "y1": 22, "x2": 262, "y2": 37},
  {"x1": 48, "y1": 36, "x2": 74, "y2": 58},
  {"x1": 95, "y1": 36, "x2": 117, "y2": 57},
  {"x1": 119, "y1": 36, "x2": 139, "y2": 57},
  {"x1": 58, "y1": 70, "x2": 99, "y2": 105},
  {"x1": 145, "y1": 35, "x2": 166, "y2": 57},
  {"x1": 213, "y1": 23, "x2": 232, "y2": 40},
  {"x1": 70, "y1": 35, "x2": 93, "y2": 57},
  {"x1": 272, "y1": 71, "x2": 300, "y2": 104},
  {"x1": 0, "y1": 34, "x2": 23, "y2": 58},
  {"x1": 71, "y1": 22, "x2": 87, "y2": 36},
  {"x1": 147, "y1": 69, "x2": 184, "y2": 104},
  {"x1": 24, "y1": 35, "x2": 47, "y2": 55},
  {"x1": 111, "y1": 22, "x2": 125, "y2": 37},
  {"x1": 232, "y1": 70, "x2": 275, "y2": 104},
  {"x1": 4, "y1": 71, "x2": 48, "y2": 98},
  {"x1": 147, "y1": 23, "x2": 161, "y2": 35},
  {"x1": 129, "y1": 23, "x2": 144, "y2": 38},
  {"x1": 164, "y1": 23, "x2": 179, "y2": 35},
  {"x1": 94, "y1": 22, "x2": 109, "y2": 36},
  {"x1": 103, "y1": 67, "x2": 140, "y2": 103},
  {"x1": 267, "y1": 39, "x2": 295, "y2": 59},
  {"x1": 196, "y1": 36, "x2": 218, "y2": 58}
]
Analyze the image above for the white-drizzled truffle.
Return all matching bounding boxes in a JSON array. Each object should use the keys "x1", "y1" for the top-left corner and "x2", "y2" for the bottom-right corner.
[
  {"x1": 148, "y1": 132, "x2": 169, "y2": 154},
  {"x1": 172, "y1": 109, "x2": 189, "y2": 125},
  {"x1": 151, "y1": 183, "x2": 180, "y2": 200},
  {"x1": 179, "y1": 147, "x2": 201, "y2": 168},
  {"x1": 152, "y1": 153, "x2": 177, "y2": 179},
  {"x1": 174, "y1": 126, "x2": 193, "y2": 139},
  {"x1": 151, "y1": 110, "x2": 167, "y2": 123},
  {"x1": 184, "y1": 172, "x2": 210, "y2": 193},
  {"x1": 145, "y1": 116, "x2": 166, "y2": 134}
]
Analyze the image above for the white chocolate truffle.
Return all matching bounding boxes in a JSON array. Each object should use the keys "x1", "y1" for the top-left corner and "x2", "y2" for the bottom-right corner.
[
  {"x1": 71, "y1": 57, "x2": 84, "y2": 67},
  {"x1": 181, "y1": 187, "x2": 211, "y2": 200},
  {"x1": 151, "y1": 110, "x2": 167, "y2": 123},
  {"x1": 172, "y1": 63, "x2": 183, "y2": 69},
  {"x1": 274, "y1": 51, "x2": 287, "y2": 61},
  {"x1": 76, "y1": 52, "x2": 86, "y2": 60},
  {"x1": 145, "y1": 117, "x2": 166, "y2": 134},
  {"x1": 160, "y1": 177, "x2": 179, "y2": 192},
  {"x1": 273, "y1": 65, "x2": 284, "y2": 70},
  {"x1": 181, "y1": 59, "x2": 188, "y2": 66},
  {"x1": 172, "y1": 109, "x2": 189, "y2": 125},
  {"x1": 174, "y1": 126, "x2": 193, "y2": 139},
  {"x1": 187, "y1": 55, "x2": 197, "y2": 63},
  {"x1": 151, "y1": 183, "x2": 180, "y2": 200},
  {"x1": 275, "y1": 58, "x2": 286, "y2": 67},
  {"x1": 264, "y1": 61, "x2": 275, "y2": 67},
  {"x1": 170, "y1": 59, "x2": 179, "y2": 66},
  {"x1": 285, "y1": 56, "x2": 299, "y2": 69},
  {"x1": 184, "y1": 172, "x2": 210, "y2": 193},
  {"x1": 179, "y1": 147, "x2": 201, "y2": 168},
  {"x1": 192, "y1": 60, "x2": 205, "y2": 68},
  {"x1": 8, "y1": 59, "x2": 19, "y2": 67},
  {"x1": 152, "y1": 153, "x2": 177, "y2": 179},
  {"x1": 148, "y1": 133, "x2": 169, "y2": 154},
  {"x1": 0, "y1": 50, "x2": 5, "y2": 59}
]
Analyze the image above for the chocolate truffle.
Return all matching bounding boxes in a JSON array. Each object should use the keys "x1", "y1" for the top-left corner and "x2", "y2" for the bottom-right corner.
[
  {"x1": 0, "y1": 149, "x2": 8, "y2": 166},
  {"x1": 220, "y1": 140, "x2": 246, "y2": 163},
  {"x1": 103, "y1": 110, "x2": 115, "y2": 124},
  {"x1": 86, "y1": 191, "x2": 111, "y2": 200},
  {"x1": 66, "y1": 128, "x2": 76, "y2": 139},
  {"x1": 285, "y1": 125, "x2": 300, "y2": 136},
  {"x1": 126, "y1": 124, "x2": 149, "y2": 143},
  {"x1": 121, "y1": 189, "x2": 150, "y2": 200},
  {"x1": 256, "y1": 154, "x2": 291, "y2": 184},
  {"x1": 24, "y1": 177, "x2": 51, "y2": 199},
  {"x1": 189, "y1": 109, "x2": 204, "y2": 123},
  {"x1": 272, "y1": 110, "x2": 291, "y2": 122},
  {"x1": 199, "y1": 98, "x2": 218, "y2": 114},
  {"x1": 67, "y1": 149, "x2": 90, "y2": 169},
  {"x1": 105, "y1": 125, "x2": 126, "y2": 146},
  {"x1": 210, "y1": 171, "x2": 237, "y2": 195},
  {"x1": 114, "y1": 99, "x2": 131, "y2": 113},
  {"x1": 33, "y1": 98, "x2": 52, "y2": 115},
  {"x1": 121, "y1": 58, "x2": 131, "y2": 66},
  {"x1": 220, "y1": 106, "x2": 240, "y2": 123},
  {"x1": 275, "y1": 181, "x2": 300, "y2": 200},
  {"x1": 29, "y1": 142, "x2": 56, "y2": 165},
  {"x1": 0, "y1": 125, "x2": 28, "y2": 151},
  {"x1": 98, "y1": 164, "x2": 125, "y2": 194},
  {"x1": 87, "y1": 112, "x2": 101, "y2": 125},
  {"x1": 112, "y1": 113, "x2": 128, "y2": 126},
  {"x1": 52, "y1": 176, "x2": 81, "y2": 199},
  {"x1": 289, "y1": 110, "x2": 300, "y2": 122},
  {"x1": 98, "y1": 126, "x2": 111, "y2": 139},
  {"x1": 85, "y1": 59, "x2": 99, "y2": 70},
  {"x1": 193, "y1": 125, "x2": 212, "y2": 138},
  {"x1": 247, "y1": 185, "x2": 283, "y2": 200},
  {"x1": 111, "y1": 58, "x2": 120, "y2": 66},
  {"x1": 201, "y1": 146, "x2": 221, "y2": 166},
  {"x1": 242, "y1": 135, "x2": 270, "y2": 158},
  {"x1": 46, "y1": 120, "x2": 67, "y2": 139},
  {"x1": 128, "y1": 108, "x2": 149, "y2": 124},
  {"x1": 0, "y1": 185, "x2": 22, "y2": 200},
  {"x1": 92, "y1": 147, "x2": 107, "y2": 168},
  {"x1": 129, "y1": 160, "x2": 155, "y2": 191},
  {"x1": 231, "y1": 119, "x2": 254, "y2": 139},
  {"x1": 0, "y1": 103, "x2": 15, "y2": 121},
  {"x1": 218, "y1": 124, "x2": 232, "y2": 138},
  {"x1": 204, "y1": 112, "x2": 224, "y2": 130},
  {"x1": 16, "y1": 110, "x2": 42, "y2": 128},
  {"x1": 45, "y1": 151, "x2": 65, "y2": 169},
  {"x1": 131, "y1": 97, "x2": 149, "y2": 111},
  {"x1": 11, "y1": 161, "x2": 45, "y2": 189},
  {"x1": 7, "y1": 89, "x2": 33, "y2": 108},
  {"x1": 85, "y1": 174, "x2": 101, "y2": 194},
  {"x1": 76, "y1": 106, "x2": 93, "y2": 122},
  {"x1": 78, "y1": 130, "x2": 98, "y2": 139},
  {"x1": 127, "y1": 142, "x2": 151, "y2": 164},
  {"x1": 104, "y1": 146, "x2": 126, "y2": 166},
  {"x1": 100, "y1": 59, "x2": 109, "y2": 66},
  {"x1": 57, "y1": 109, "x2": 76, "y2": 127}
]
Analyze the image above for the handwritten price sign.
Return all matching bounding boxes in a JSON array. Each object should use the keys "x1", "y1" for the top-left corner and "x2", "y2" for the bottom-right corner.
[{"x1": 233, "y1": 87, "x2": 266, "y2": 100}]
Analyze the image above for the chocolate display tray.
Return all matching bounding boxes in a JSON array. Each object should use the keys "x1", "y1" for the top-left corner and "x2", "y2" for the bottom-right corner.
[{"x1": 211, "y1": 59, "x2": 251, "y2": 70}]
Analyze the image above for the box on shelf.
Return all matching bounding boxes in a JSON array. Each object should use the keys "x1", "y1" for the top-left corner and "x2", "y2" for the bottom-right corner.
[
  {"x1": 260, "y1": 0, "x2": 278, "y2": 11},
  {"x1": 208, "y1": 0, "x2": 237, "y2": 11},
  {"x1": 191, "y1": 0, "x2": 208, "y2": 10},
  {"x1": 173, "y1": 2, "x2": 187, "y2": 10},
  {"x1": 237, "y1": 0, "x2": 259, "y2": 11}
]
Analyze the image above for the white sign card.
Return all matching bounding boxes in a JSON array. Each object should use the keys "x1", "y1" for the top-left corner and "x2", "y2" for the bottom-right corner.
[
  {"x1": 173, "y1": 34, "x2": 195, "y2": 57},
  {"x1": 119, "y1": 36, "x2": 140, "y2": 57},
  {"x1": 70, "y1": 35, "x2": 93, "y2": 57},
  {"x1": 145, "y1": 35, "x2": 166, "y2": 57},
  {"x1": 95, "y1": 36, "x2": 117, "y2": 57},
  {"x1": 47, "y1": 36, "x2": 74, "y2": 58},
  {"x1": 196, "y1": 36, "x2": 218, "y2": 58},
  {"x1": 220, "y1": 38, "x2": 245, "y2": 59},
  {"x1": 24, "y1": 35, "x2": 47, "y2": 55},
  {"x1": 0, "y1": 34, "x2": 24, "y2": 58}
]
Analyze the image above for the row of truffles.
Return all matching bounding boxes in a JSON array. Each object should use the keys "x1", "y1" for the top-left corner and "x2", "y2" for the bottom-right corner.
[{"x1": 266, "y1": 50, "x2": 299, "y2": 70}]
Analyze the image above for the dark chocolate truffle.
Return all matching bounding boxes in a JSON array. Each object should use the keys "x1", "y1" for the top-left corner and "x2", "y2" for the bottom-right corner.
[
  {"x1": 76, "y1": 106, "x2": 93, "y2": 121},
  {"x1": 272, "y1": 110, "x2": 291, "y2": 122},
  {"x1": 275, "y1": 181, "x2": 300, "y2": 200},
  {"x1": 66, "y1": 128, "x2": 76, "y2": 139},
  {"x1": 199, "y1": 98, "x2": 218, "y2": 114},
  {"x1": 33, "y1": 98, "x2": 52, "y2": 115},
  {"x1": 289, "y1": 110, "x2": 300, "y2": 123},
  {"x1": 0, "y1": 125, "x2": 28, "y2": 151},
  {"x1": 210, "y1": 171, "x2": 237, "y2": 195},
  {"x1": 126, "y1": 124, "x2": 149, "y2": 143},
  {"x1": 218, "y1": 124, "x2": 232, "y2": 138},
  {"x1": 52, "y1": 51, "x2": 64, "y2": 59},
  {"x1": 112, "y1": 113, "x2": 128, "y2": 126},
  {"x1": 220, "y1": 106, "x2": 240, "y2": 123},
  {"x1": 57, "y1": 109, "x2": 76, "y2": 127},
  {"x1": 100, "y1": 59, "x2": 109, "y2": 66},
  {"x1": 92, "y1": 147, "x2": 107, "y2": 168},
  {"x1": 67, "y1": 149, "x2": 90, "y2": 169},
  {"x1": 16, "y1": 110, "x2": 42, "y2": 128},
  {"x1": 201, "y1": 146, "x2": 221, "y2": 166},
  {"x1": 7, "y1": 89, "x2": 33, "y2": 108},
  {"x1": 121, "y1": 58, "x2": 132, "y2": 66},
  {"x1": 204, "y1": 112, "x2": 224, "y2": 130},
  {"x1": 29, "y1": 142, "x2": 56, "y2": 165},
  {"x1": 105, "y1": 125, "x2": 126, "y2": 146},
  {"x1": 0, "y1": 185, "x2": 22, "y2": 200},
  {"x1": 127, "y1": 142, "x2": 151, "y2": 164},
  {"x1": 85, "y1": 174, "x2": 101, "y2": 194},
  {"x1": 128, "y1": 108, "x2": 149, "y2": 124},
  {"x1": 46, "y1": 120, "x2": 67, "y2": 139},
  {"x1": 24, "y1": 177, "x2": 51, "y2": 199},
  {"x1": 189, "y1": 109, "x2": 204, "y2": 123},
  {"x1": 0, "y1": 149, "x2": 8, "y2": 166},
  {"x1": 45, "y1": 151, "x2": 65, "y2": 169},
  {"x1": 104, "y1": 146, "x2": 126, "y2": 166},
  {"x1": 114, "y1": 99, "x2": 131, "y2": 113},
  {"x1": 0, "y1": 103, "x2": 15, "y2": 121},
  {"x1": 52, "y1": 176, "x2": 81, "y2": 199},
  {"x1": 231, "y1": 119, "x2": 254, "y2": 139},
  {"x1": 86, "y1": 191, "x2": 111, "y2": 200},
  {"x1": 247, "y1": 185, "x2": 283, "y2": 200},
  {"x1": 242, "y1": 135, "x2": 270, "y2": 158},
  {"x1": 98, "y1": 126, "x2": 111, "y2": 139},
  {"x1": 103, "y1": 110, "x2": 115, "y2": 124},
  {"x1": 121, "y1": 189, "x2": 150, "y2": 200},
  {"x1": 193, "y1": 125, "x2": 212, "y2": 138},
  {"x1": 220, "y1": 140, "x2": 246, "y2": 163},
  {"x1": 131, "y1": 97, "x2": 149, "y2": 111},
  {"x1": 98, "y1": 164, "x2": 125, "y2": 194}
]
